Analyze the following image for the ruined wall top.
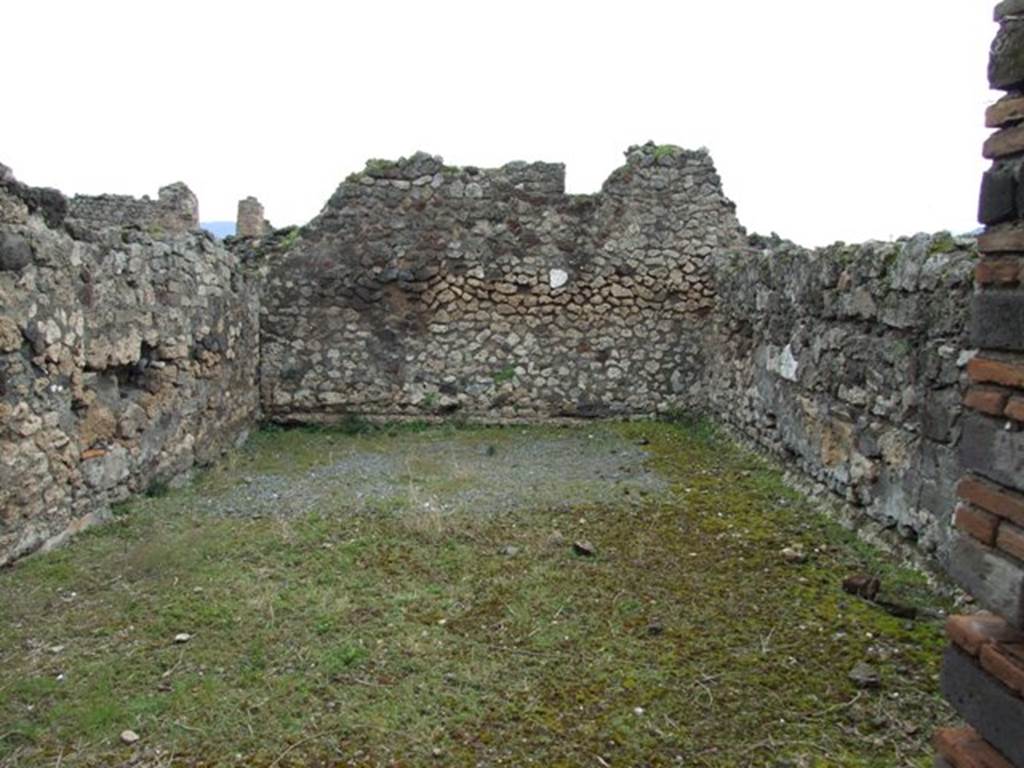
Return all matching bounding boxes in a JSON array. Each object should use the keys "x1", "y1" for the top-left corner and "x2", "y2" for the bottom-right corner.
[
  {"x1": 68, "y1": 181, "x2": 198, "y2": 233},
  {"x1": 236, "y1": 196, "x2": 271, "y2": 238}
]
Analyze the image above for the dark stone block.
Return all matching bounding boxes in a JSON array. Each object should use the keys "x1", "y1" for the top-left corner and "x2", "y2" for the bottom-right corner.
[
  {"x1": 0, "y1": 233, "x2": 33, "y2": 271},
  {"x1": 941, "y1": 644, "x2": 1024, "y2": 766},
  {"x1": 991, "y1": 20, "x2": 1024, "y2": 90},
  {"x1": 947, "y1": 530, "x2": 1024, "y2": 629},
  {"x1": 921, "y1": 387, "x2": 962, "y2": 443},
  {"x1": 980, "y1": 169, "x2": 1018, "y2": 224},
  {"x1": 997, "y1": 0, "x2": 1024, "y2": 22},
  {"x1": 971, "y1": 290, "x2": 1024, "y2": 351},
  {"x1": 961, "y1": 412, "x2": 1024, "y2": 494}
]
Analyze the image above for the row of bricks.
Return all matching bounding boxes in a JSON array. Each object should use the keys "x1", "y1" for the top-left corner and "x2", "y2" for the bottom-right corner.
[
  {"x1": 935, "y1": 725, "x2": 1013, "y2": 768},
  {"x1": 964, "y1": 385, "x2": 1024, "y2": 422},
  {"x1": 947, "y1": 612, "x2": 1024, "y2": 698},
  {"x1": 956, "y1": 475, "x2": 1024, "y2": 563},
  {"x1": 938, "y1": 612, "x2": 1024, "y2": 767},
  {"x1": 935, "y1": 725, "x2": 1012, "y2": 768},
  {"x1": 976, "y1": 256, "x2": 1023, "y2": 287}
]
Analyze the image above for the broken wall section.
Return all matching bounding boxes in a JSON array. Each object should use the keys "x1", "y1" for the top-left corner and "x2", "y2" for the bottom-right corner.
[
  {"x1": 259, "y1": 143, "x2": 745, "y2": 421},
  {"x1": 67, "y1": 182, "x2": 199, "y2": 235},
  {"x1": 0, "y1": 167, "x2": 259, "y2": 565}
]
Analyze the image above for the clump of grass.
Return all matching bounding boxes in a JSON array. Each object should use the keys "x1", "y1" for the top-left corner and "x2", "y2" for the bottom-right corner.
[
  {"x1": 364, "y1": 158, "x2": 398, "y2": 176},
  {"x1": 492, "y1": 365, "x2": 516, "y2": 384},
  {"x1": 144, "y1": 479, "x2": 169, "y2": 498},
  {"x1": 652, "y1": 144, "x2": 682, "y2": 160},
  {"x1": 277, "y1": 226, "x2": 302, "y2": 251},
  {"x1": 928, "y1": 231, "x2": 957, "y2": 255}
]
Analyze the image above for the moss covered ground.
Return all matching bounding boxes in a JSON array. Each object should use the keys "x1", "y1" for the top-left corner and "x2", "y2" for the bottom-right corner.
[{"x1": 0, "y1": 420, "x2": 954, "y2": 767}]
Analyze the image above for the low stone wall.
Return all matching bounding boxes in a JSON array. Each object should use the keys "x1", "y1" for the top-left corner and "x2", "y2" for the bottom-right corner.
[
  {"x1": 67, "y1": 182, "x2": 199, "y2": 234},
  {"x1": 258, "y1": 143, "x2": 745, "y2": 421},
  {"x1": 705, "y1": 233, "x2": 976, "y2": 557},
  {"x1": 0, "y1": 169, "x2": 259, "y2": 566}
]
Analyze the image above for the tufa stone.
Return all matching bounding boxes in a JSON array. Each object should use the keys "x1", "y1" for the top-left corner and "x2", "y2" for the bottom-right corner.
[
  {"x1": 979, "y1": 167, "x2": 1018, "y2": 224},
  {"x1": 0, "y1": 232, "x2": 33, "y2": 271},
  {"x1": 991, "y1": 19, "x2": 1024, "y2": 91},
  {"x1": 848, "y1": 661, "x2": 881, "y2": 689}
]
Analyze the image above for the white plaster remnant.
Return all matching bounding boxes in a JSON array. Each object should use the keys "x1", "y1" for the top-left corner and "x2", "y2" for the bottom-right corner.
[{"x1": 768, "y1": 343, "x2": 799, "y2": 382}]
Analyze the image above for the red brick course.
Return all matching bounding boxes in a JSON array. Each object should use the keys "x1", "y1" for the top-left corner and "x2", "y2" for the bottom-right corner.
[
  {"x1": 957, "y1": 475, "x2": 1024, "y2": 528},
  {"x1": 934, "y1": 726, "x2": 1014, "y2": 768},
  {"x1": 956, "y1": 503, "x2": 1001, "y2": 546},
  {"x1": 976, "y1": 257, "x2": 1022, "y2": 286},
  {"x1": 997, "y1": 521, "x2": 1024, "y2": 563},
  {"x1": 968, "y1": 356, "x2": 1024, "y2": 390},
  {"x1": 946, "y1": 613, "x2": 1024, "y2": 657},
  {"x1": 981, "y1": 642, "x2": 1024, "y2": 697},
  {"x1": 965, "y1": 386, "x2": 1012, "y2": 417},
  {"x1": 1006, "y1": 396, "x2": 1024, "y2": 423}
]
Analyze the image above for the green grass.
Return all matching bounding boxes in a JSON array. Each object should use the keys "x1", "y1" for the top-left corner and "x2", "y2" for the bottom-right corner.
[
  {"x1": 492, "y1": 365, "x2": 516, "y2": 384},
  {"x1": 0, "y1": 421, "x2": 953, "y2": 767},
  {"x1": 652, "y1": 144, "x2": 682, "y2": 160}
]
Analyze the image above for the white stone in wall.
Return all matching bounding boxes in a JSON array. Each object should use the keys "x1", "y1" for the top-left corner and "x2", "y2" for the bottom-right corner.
[
  {"x1": 549, "y1": 269, "x2": 568, "y2": 289},
  {"x1": 766, "y1": 343, "x2": 799, "y2": 382}
]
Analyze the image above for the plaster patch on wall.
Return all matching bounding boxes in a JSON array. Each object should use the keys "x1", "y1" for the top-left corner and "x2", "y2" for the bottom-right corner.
[
  {"x1": 549, "y1": 268, "x2": 568, "y2": 289},
  {"x1": 767, "y1": 343, "x2": 800, "y2": 382}
]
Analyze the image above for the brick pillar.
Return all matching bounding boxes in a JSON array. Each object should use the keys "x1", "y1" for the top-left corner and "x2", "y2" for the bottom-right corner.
[
  {"x1": 236, "y1": 196, "x2": 270, "y2": 238},
  {"x1": 935, "y1": 4, "x2": 1024, "y2": 767},
  {"x1": 156, "y1": 182, "x2": 199, "y2": 232}
]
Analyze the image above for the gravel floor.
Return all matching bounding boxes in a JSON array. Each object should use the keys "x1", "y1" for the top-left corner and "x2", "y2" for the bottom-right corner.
[{"x1": 200, "y1": 423, "x2": 671, "y2": 519}]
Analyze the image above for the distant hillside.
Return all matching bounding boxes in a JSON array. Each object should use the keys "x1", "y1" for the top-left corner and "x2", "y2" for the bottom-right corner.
[{"x1": 202, "y1": 221, "x2": 235, "y2": 238}]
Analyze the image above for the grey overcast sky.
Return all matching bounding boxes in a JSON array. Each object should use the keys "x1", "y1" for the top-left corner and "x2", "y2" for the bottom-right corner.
[{"x1": 1, "y1": 1, "x2": 996, "y2": 246}]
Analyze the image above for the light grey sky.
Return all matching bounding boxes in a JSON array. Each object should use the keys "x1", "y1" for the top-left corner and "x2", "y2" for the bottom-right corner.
[{"x1": 2, "y1": 1, "x2": 996, "y2": 246}]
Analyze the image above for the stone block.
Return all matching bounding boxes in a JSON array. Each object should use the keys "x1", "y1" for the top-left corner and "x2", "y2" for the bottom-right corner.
[
  {"x1": 980, "y1": 169, "x2": 1017, "y2": 224},
  {"x1": 942, "y1": 645, "x2": 1024, "y2": 766},
  {"x1": 985, "y1": 124, "x2": 1024, "y2": 159},
  {"x1": 961, "y1": 412, "x2": 1024, "y2": 494},
  {"x1": 991, "y1": 20, "x2": 1024, "y2": 91},
  {"x1": 0, "y1": 232, "x2": 33, "y2": 271},
  {"x1": 979, "y1": 227, "x2": 1024, "y2": 253},
  {"x1": 996, "y1": 0, "x2": 1024, "y2": 23},
  {"x1": 971, "y1": 290, "x2": 1024, "y2": 351},
  {"x1": 987, "y1": 95, "x2": 1024, "y2": 128},
  {"x1": 947, "y1": 530, "x2": 1024, "y2": 628},
  {"x1": 923, "y1": 386, "x2": 964, "y2": 443}
]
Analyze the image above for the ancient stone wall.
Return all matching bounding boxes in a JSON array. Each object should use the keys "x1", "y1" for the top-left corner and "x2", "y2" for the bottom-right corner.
[
  {"x1": 259, "y1": 143, "x2": 744, "y2": 422},
  {"x1": 706, "y1": 234, "x2": 976, "y2": 557},
  {"x1": 0, "y1": 168, "x2": 259, "y2": 566},
  {"x1": 67, "y1": 182, "x2": 199, "y2": 234}
]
